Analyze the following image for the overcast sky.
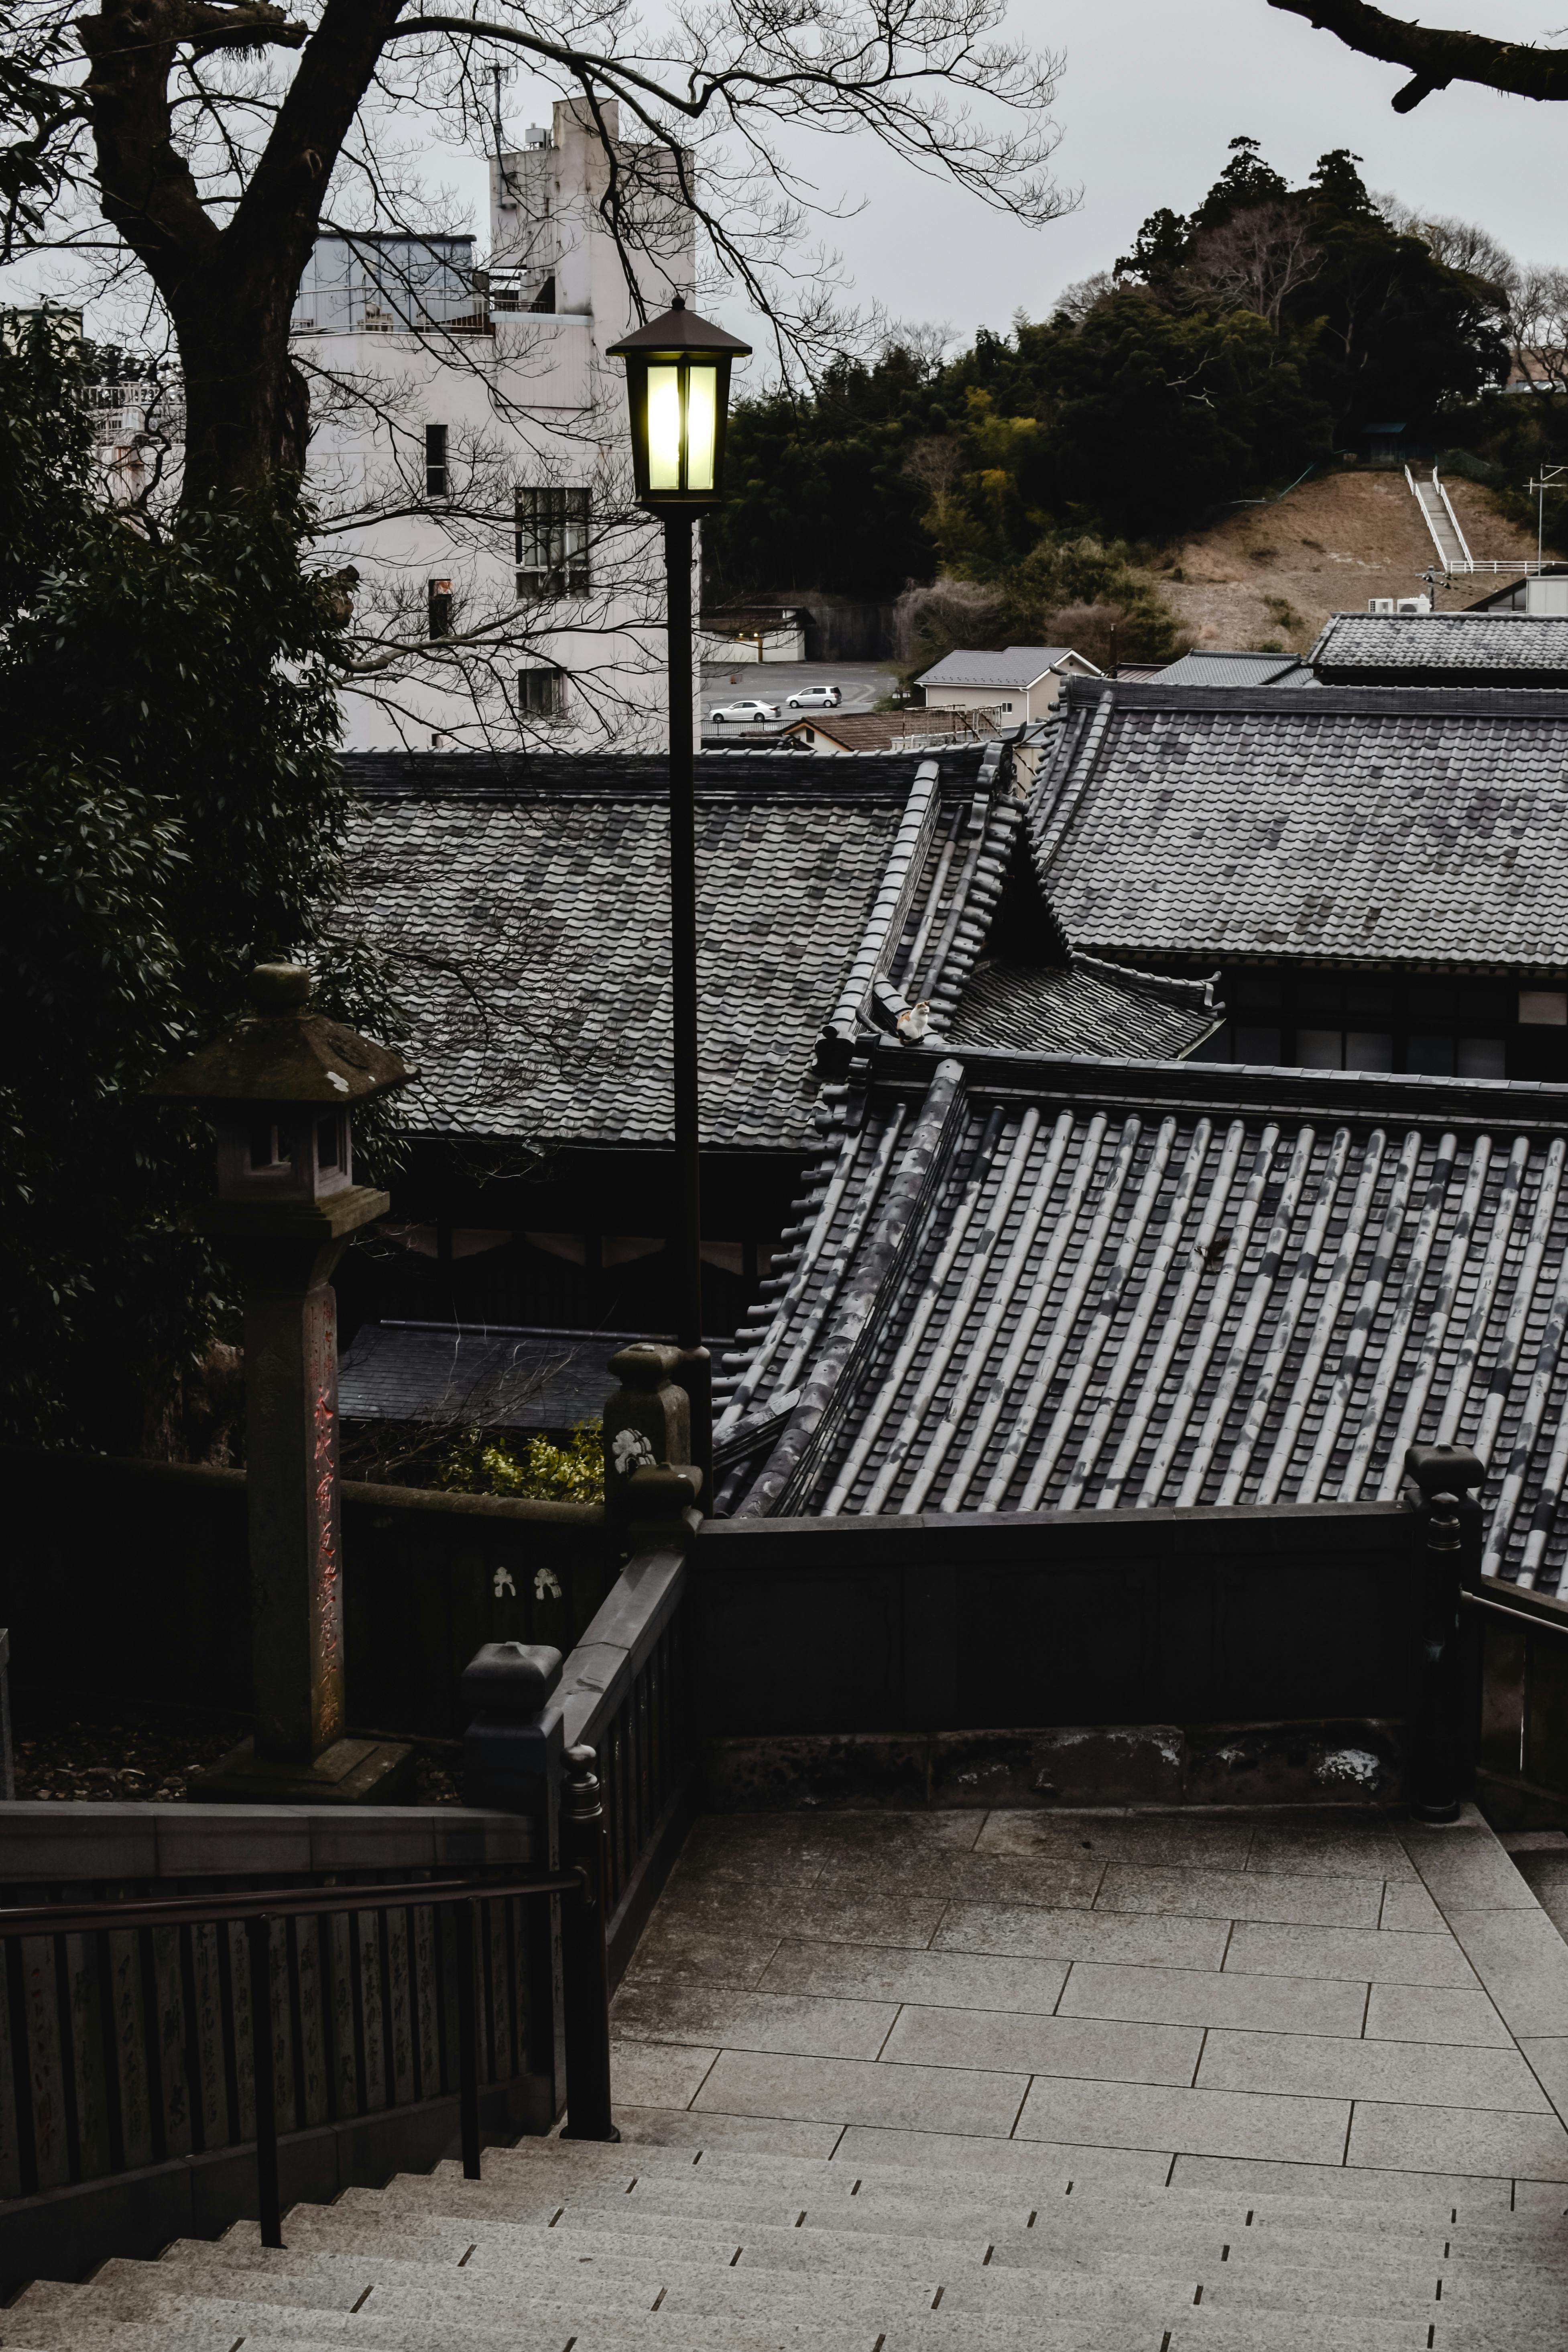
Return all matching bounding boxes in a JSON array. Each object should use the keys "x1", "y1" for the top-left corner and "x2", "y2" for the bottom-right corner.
[
  {"x1": 478, "y1": 0, "x2": 1568, "y2": 362},
  {"x1": 15, "y1": 2, "x2": 1567, "y2": 354}
]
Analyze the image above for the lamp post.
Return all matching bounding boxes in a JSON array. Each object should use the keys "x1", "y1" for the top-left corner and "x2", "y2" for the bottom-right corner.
[
  {"x1": 608, "y1": 295, "x2": 750, "y2": 1493},
  {"x1": 151, "y1": 962, "x2": 415, "y2": 1803}
]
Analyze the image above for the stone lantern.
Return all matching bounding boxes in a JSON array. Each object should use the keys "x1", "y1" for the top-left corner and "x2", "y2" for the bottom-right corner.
[{"x1": 151, "y1": 961, "x2": 414, "y2": 1803}]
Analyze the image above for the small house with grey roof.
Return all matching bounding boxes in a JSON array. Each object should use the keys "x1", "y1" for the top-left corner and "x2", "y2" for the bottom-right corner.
[
  {"x1": 916, "y1": 645, "x2": 1102, "y2": 725},
  {"x1": 1028, "y1": 675, "x2": 1568, "y2": 1085}
]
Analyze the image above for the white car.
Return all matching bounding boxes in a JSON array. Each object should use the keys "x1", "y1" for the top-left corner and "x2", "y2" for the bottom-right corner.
[
  {"x1": 708, "y1": 699, "x2": 781, "y2": 724},
  {"x1": 786, "y1": 686, "x2": 842, "y2": 710}
]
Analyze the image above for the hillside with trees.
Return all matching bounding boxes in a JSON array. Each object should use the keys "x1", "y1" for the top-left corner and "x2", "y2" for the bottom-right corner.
[{"x1": 706, "y1": 137, "x2": 1561, "y2": 668}]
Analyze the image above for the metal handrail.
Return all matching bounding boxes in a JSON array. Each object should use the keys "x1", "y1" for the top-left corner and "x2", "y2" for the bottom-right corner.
[
  {"x1": 0, "y1": 1872, "x2": 581, "y2": 1939},
  {"x1": 0, "y1": 1762, "x2": 620, "y2": 2246}
]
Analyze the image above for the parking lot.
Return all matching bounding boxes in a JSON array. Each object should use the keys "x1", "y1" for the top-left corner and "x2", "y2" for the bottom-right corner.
[{"x1": 701, "y1": 658, "x2": 901, "y2": 732}]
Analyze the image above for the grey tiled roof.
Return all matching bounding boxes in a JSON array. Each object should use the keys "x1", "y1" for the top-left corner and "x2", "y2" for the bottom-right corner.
[
  {"x1": 917, "y1": 647, "x2": 1084, "y2": 690},
  {"x1": 715, "y1": 1052, "x2": 1568, "y2": 1592},
  {"x1": 1312, "y1": 612, "x2": 1568, "y2": 681},
  {"x1": 1153, "y1": 651, "x2": 1307, "y2": 687},
  {"x1": 344, "y1": 749, "x2": 993, "y2": 1149},
  {"x1": 340, "y1": 1321, "x2": 620, "y2": 1428},
  {"x1": 1030, "y1": 679, "x2": 1568, "y2": 975},
  {"x1": 948, "y1": 956, "x2": 1220, "y2": 1059}
]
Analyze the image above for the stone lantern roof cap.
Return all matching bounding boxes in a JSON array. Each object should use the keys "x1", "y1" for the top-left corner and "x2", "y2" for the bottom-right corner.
[{"x1": 150, "y1": 962, "x2": 411, "y2": 1106}]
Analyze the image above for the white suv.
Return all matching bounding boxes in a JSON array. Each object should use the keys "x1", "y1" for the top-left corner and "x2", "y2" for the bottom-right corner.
[{"x1": 786, "y1": 686, "x2": 842, "y2": 710}]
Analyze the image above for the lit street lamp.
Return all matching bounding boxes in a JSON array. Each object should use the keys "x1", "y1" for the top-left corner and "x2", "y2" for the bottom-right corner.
[{"x1": 609, "y1": 296, "x2": 750, "y2": 1493}]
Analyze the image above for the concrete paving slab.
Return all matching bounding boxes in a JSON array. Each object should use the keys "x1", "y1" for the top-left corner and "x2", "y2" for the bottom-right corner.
[
  {"x1": 974, "y1": 1813, "x2": 1254, "y2": 1870},
  {"x1": 610, "y1": 2040, "x2": 720, "y2": 2108},
  {"x1": 624, "y1": 1926, "x2": 785, "y2": 1987},
  {"x1": 1379, "y1": 1880, "x2": 1449, "y2": 1931},
  {"x1": 1197, "y1": 2028, "x2": 1552, "y2": 2112},
  {"x1": 1094, "y1": 1865, "x2": 1382, "y2": 1928},
  {"x1": 1168, "y1": 2152, "x2": 1513, "y2": 2206},
  {"x1": 658, "y1": 1888, "x2": 948, "y2": 1949},
  {"x1": 1224, "y1": 1921, "x2": 1483, "y2": 1988},
  {"x1": 1014, "y1": 2075, "x2": 1352, "y2": 2164},
  {"x1": 879, "y1": 2004, "x2": 1203, "y2": 2085},
  {"x1": 1245, "y1": 1827, "x2": 1418, "y2": 1882},
  {"x1": 828, "y1": 2127, "x2": 1171, "y2": 2184},
  {"x1": 693, "y1": 2049, "x2": 1030, "y2": 2136},
  {"x1": 1365, "y1": 1984, "x2": 1513, "y2": 2047},
  {"x1": 1058, "y1": 1958, "x2": 1366, "y2": 2037},
  {"x1": 612, "y1": 1982, "x2": 899, "y2": 2061},
  {"x1": 609, "y1": 2105, "x2": 845, "y2": 2156},
  {"x1": 1400, "y1": 1823, "x2": 1542, "y2": 1913},
  {"x1": 1441, "y1": 1908, "x2": 1568, "y2": 2041},
  {"x1": 756, "y1": 1941, "x2": 1070, "y2": 2015},
  {"x1": 936, "y1": 1902, "x2": 1231, "y2": 1969},
  {"x1": 1516, "y1": 2036, "x2": 1568, "y2": 2124},
  {"x1": 815, "y1": 1855, "x2": 1105, "y2": 1908},
  {"x1": 1348, "y1": 2099, "x2": 1568, "y2": 2181}
]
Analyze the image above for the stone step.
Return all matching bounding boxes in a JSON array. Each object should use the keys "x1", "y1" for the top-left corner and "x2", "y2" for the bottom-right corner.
[
  {"x1": 477, "y1": 2141, "x2": 1533, "y2": 2236},
  {"x1": 0, "y1": 2305, "x2": 1175, "y2": 2352},
  {"x1": 297, "y1": 2180, "x2": 1471, "y2": 2271}
]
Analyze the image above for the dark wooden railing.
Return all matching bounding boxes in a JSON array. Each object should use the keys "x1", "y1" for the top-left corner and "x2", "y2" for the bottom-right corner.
[{"x1": 0, "y1": 1757, "x2": 619, "y2": 2259}]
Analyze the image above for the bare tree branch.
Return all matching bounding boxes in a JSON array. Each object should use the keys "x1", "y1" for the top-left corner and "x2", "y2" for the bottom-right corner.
[{"x1": 1265, "y1": 0, "x2": 1568, "y2": 111}]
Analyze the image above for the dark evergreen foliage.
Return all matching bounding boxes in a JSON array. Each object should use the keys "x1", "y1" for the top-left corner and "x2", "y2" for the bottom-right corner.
[
  {"x1": 0, "y1": 320, "x2": 395, "y2": 1450},
  {"x1": 708, "y1": 137, "x2": 1510, "y2": 602}
]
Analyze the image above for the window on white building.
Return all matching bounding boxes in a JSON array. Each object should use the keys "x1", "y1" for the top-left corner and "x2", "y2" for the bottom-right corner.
[
  {"x1": 516, "y1": 486, "x2": 590, "y2": 596},
  {"x1": 519, "y1": 666, "x2": 567, "y2": 717},
  {"x1": 425, "y1": 423, "x2": 448, "y2": 498},
  {"x1": 427, "y1": 578, "x2": 453, "y2": 638}
]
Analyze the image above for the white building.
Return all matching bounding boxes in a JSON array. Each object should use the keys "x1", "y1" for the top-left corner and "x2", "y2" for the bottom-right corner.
[
  {"x1": 292, "y1": 100, "x2": 696, "y2": 752},
  {"x1": 916, "y1": 645, "x2": 1102, "y2": 724}
]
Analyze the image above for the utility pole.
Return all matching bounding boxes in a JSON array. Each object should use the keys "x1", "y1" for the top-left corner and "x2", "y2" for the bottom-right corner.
[{"x1": 1529, "y1": 465, "x2": 1567, "y2": 568}]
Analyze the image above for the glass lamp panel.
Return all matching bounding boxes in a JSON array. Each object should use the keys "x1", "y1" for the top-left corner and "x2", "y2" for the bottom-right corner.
[
  {"x1": 646, "y1": 365, "x2": 681, "y2": 489},
  {"x1": 685, "y1": 364, "x2": 718, "y2": 490}
]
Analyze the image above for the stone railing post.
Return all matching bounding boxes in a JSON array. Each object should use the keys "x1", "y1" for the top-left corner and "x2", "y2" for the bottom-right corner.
[
  {"x1": 1404, "y1": 1443, "x2": 1486, "y2": 1821},
  {"x1": 603, "y1": 1345, "x2": 703, "y2": 1552},
  {"x1": 460, "y1": 1639, "x2": 566, "y2": 2108},
  {"x1": 557, "y1": 1744, "x2": 619, "y2": 2142}
]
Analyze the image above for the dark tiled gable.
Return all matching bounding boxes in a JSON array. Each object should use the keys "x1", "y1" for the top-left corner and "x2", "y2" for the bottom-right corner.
[
  {"x1": 1313, "y1": 611, "x2": 1568, "y2": 681},
  {"x1": 1029, "y1": 680, "x2": 1568, "y2": 975},
  {"x1": 716, "y1": 1053, "x2": 1568, "y2": 1592},
  {"x1": 950, "y1": 956, "x2": 1220, "y2": 1060},
  {"x1": 343, "y1": 748, "x2": 994, "y2": 1150}
]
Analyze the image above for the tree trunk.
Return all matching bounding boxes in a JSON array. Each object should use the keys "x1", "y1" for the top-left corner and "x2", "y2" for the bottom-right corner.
[{"x1": 170, "y1": 270, "x2": 311, "y2": 507}]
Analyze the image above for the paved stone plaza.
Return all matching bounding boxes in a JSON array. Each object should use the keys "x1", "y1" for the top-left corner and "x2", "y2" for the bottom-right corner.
[
  {"x1": 14, "y1": 1804, "x2": 1568, "y2": 2351},
  {"x1": 610, "y1": 1805, "x2": 1568, "y2": 2190}
]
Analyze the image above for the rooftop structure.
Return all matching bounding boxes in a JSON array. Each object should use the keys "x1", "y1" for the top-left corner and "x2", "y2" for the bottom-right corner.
[
  {"x1": 345, "y1": 741, "x2": 1222, "y2": 1154},
  {"x1": 917, "y1": 647, "x2": 1101, "y2": 727},
  {"x1": 1310, "y1": 609, "x2": 1568, "y2": 685},
  {"x1": 716, "y1": 1048, "x2": 1568, "y2": 1593},
  {"x1": 1030, "y1": 678, "x2": 1568, "y2": 979},
  {"x1": 1151, "y1": 649, "x2": 1310, "y2": 688},
  {"x1": 776, "y1": 710, "x2": 999, "y2": 755}
]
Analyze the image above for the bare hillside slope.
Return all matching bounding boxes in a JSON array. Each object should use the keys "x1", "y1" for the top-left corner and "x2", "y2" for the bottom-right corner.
[{"x1": 1151, "y1": 468, "x2": 1538, "y2": 652}]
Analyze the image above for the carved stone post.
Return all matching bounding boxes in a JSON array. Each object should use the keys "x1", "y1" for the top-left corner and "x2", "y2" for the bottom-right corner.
[
  {"x1": 1405, "y1": 1443, "x2": 1486, "y2": 1821},
  {"x1": 151, "y1": 962, "x2": 414, "y2": 1804}
]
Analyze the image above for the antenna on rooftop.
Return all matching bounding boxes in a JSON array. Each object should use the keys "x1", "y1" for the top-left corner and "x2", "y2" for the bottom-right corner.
[{"x1": 490, "y1": 61, "x2": 513, "y2": 162}]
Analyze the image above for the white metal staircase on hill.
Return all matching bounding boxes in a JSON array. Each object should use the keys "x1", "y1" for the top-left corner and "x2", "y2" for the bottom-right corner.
[
  {"x1": 6, "y1": 2130, "x2": 1568, "y2": 2352},
  {"x1": 1407, "y1": 466, "x2": 1474, "y2": 576}
]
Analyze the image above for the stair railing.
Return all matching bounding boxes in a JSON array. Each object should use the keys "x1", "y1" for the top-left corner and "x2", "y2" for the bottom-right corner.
[{"x1": 0, "y1": 1778, "x2": 620, "y2": 2250}]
